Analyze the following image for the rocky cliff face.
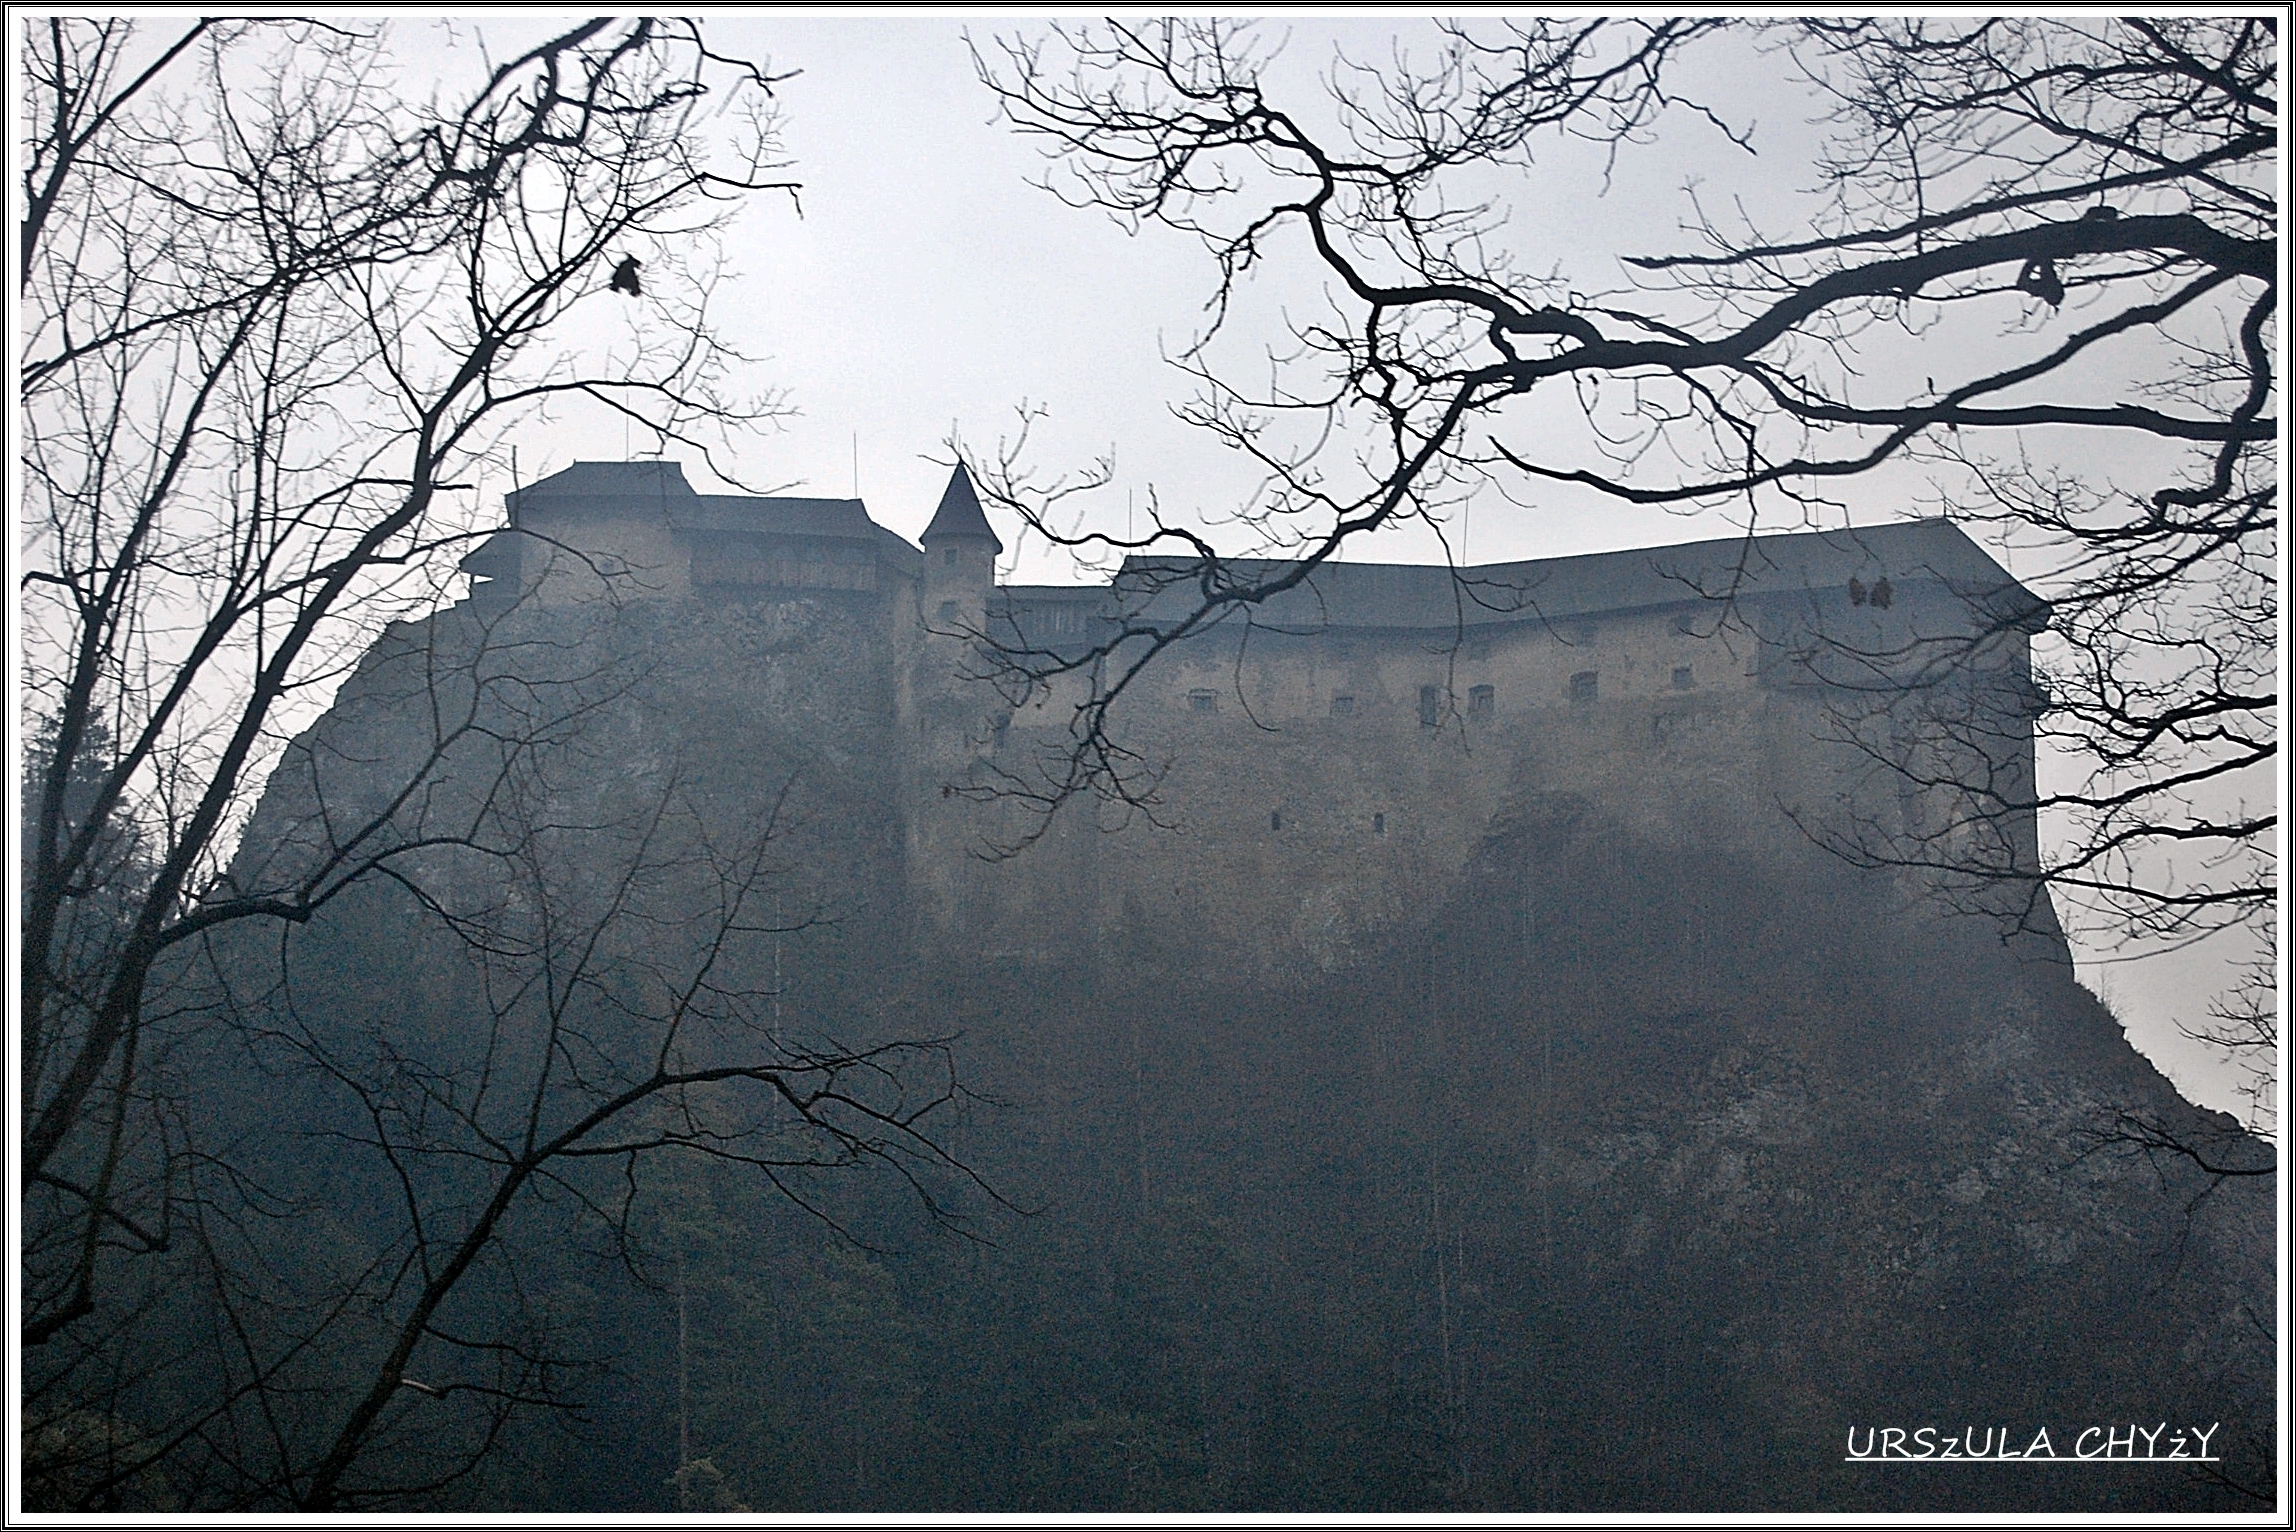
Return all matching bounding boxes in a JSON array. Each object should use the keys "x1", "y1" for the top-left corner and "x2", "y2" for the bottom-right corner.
[
  {"x1": 235, "y1": 593, "x2": 910, "y2": 984},
  {"x1": 224, "y1": 595, "x2": 2273, "y2": 1512},
  {"x1": 930, "y1": 808, "x2": 2272, "y2": 1510}
]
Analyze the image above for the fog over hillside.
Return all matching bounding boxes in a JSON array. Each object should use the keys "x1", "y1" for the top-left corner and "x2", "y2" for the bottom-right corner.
[
  {"x1": 21, "y1": 16, "x2": 2273, "y2": 1516},
  {"x1": 155, "y1": 550, "x2": 2268, "y2": 1511}
]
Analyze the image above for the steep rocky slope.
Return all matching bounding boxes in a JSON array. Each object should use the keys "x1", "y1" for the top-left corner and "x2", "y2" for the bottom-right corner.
[{"x1": 206, "y1": 596, "x2": 2275, "y2": 1512}]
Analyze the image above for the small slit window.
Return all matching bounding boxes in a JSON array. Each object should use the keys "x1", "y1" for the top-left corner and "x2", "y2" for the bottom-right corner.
[
  {"x1": 1419, "y1": 684, "x2": 1443, "y2": 727},
  {"x1": 1270, "y1": 810, "x2": 1282, "y2": 832},
  {"x1": 1468, "y1": 684, "x2": 1494, "y2": 719},
  {"x1": 1330, "y1": 694, "x2": 1355, "y2": 718},
  {"x1": 1188, "y1": 689, "x2": 1218, "y2": 714},
  {"x1": 1672, "y1": 666, "x2": 1695, "y2": 691},
  {"x1": 1569, "y1": 671, "x2": 1599, "y2": 704},
  {"x1": 1373, "y1": 812, "x2": 1386, "y2": 837}
]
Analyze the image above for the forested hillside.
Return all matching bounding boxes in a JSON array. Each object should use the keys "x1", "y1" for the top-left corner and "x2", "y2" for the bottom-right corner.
[{"x1": 69, "y1": 596, "x2": 2267, "y2": 1513}]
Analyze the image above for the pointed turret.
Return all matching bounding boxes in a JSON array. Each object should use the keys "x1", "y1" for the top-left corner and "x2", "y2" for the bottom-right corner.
[
  {"x1": 920, "y1": 464, "x2": 1000, "y2": 623},
  {"x1": 920, "y1": 463, "x2": 1003, "y2": 555}
]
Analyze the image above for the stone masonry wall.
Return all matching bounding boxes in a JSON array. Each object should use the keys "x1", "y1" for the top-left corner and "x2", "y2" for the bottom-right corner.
[{"x1": 909, "y1": 589, "x2": 2044, "y2": 986}]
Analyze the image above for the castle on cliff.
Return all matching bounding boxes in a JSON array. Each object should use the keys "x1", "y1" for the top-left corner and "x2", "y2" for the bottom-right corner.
[{"x1": 455, "y1": 459, "x2": 2058, "y2": 981}]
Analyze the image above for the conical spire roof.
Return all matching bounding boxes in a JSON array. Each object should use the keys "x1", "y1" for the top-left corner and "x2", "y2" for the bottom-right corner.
[{"x1": 920, "y1": 463, "x2": 1003, "y2": 554}]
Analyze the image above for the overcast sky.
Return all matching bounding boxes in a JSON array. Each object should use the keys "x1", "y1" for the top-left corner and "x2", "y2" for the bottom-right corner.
[
  {"x1": 500, "y1": 15, "x2": 1816, "y2": 562},
  {"x1": 434, "y1": 15, "x2": 2260, "y2": 1116}
]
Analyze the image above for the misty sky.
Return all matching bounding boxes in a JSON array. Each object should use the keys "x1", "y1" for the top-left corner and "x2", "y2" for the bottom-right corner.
[{"x1": 416, "y1": 16, "x2": 2262, "y2": 1115}]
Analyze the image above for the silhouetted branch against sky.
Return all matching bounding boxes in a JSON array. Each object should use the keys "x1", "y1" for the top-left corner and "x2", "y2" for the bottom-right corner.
[
  {"x1": 15, "y1": 33, "x2": 2277, "y2": 1459},
  {"x1": 18, "y1": 17, "x2": 977, "y2": 1508},
  {"x1": 928, "y1": 18, "x2": 2274, "y2": 1060}
]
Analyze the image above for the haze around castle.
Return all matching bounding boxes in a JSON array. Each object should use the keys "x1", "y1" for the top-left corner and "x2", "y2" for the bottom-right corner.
[
  {"x1": 20, "y1": 16, "x2": 2272, "y2": 1513},
  {"x1": 376, "y1": 17, "x2": 2261, "y2": 1114}
]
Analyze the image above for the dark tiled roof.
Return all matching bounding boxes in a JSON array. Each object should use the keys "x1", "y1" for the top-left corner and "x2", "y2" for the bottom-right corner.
[
  {"x1": 675, "y1": 496, "x2": 922, "y2": 568},
  {"x1": 921, "y1": 464, "x2": 1004, "y2": 553},
  {"x1": 505, "y1": 461, "x2": 920, "y2": 566},
  {"x1": 484, "y1": 464, "x2": 2038, "y2": 640},
  {"x1": 997, "y1": 584, "x2": 1111, "y2": 606},
  {"x1": 1105, "y1": 520, "x2": 2043, "y2": 634},
  {"x1": 509, "y1": 460, "x2": 696, "y2": 512},
  {"x1": 457, "y1": 531, "x2": 519, "y2": 576},
  {"x1": 674, "y1": 495, "x2": 877, "y2": 541}
]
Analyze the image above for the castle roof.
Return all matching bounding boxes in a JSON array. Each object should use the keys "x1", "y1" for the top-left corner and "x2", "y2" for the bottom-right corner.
[
  {"x1": 921, "y1": 464, "x2": 1004, "y2": 553},
  {"x1": 508, "y1": 459, "x2": 696, "y2": 516},
  {"x1": 676, "y1": 496, "x2": 878, "y2": 541},
  {"x1": 494, "y1": 460, "x2": 916, "y2": 565},
  {"x1": 1106, "y1": 520, "x2": 2044, "y2": 635},
  {"x1": 476, "y1": 463, "x2": 2042, "y2": 645}
]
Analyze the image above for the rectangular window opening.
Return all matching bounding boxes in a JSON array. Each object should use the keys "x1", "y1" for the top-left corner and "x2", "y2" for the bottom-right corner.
[
  {"x1": 1188, "y1": 689, "x2": 1218, "y2": 714},
  {"x1": 1330, "y1": 694, "x2": 1355, "y2": 718},
  {"x1": 1270, "y1": 810, "x2": 1282, "y2": 832},
  {"x1": 1672, "y1": 666, "x2": 1695, "y2": 690},
  {"x1": 1468, "y1": 684, "x2": 1494, "y2": 719},
  {"x1": 1569, "y1": 671, "x2": 1599, "y2": 704},
  {"x1": 1419, "y1": 684, "x2": 1443, "y2": 727},
  {"x1": 1373, "y1": 812, "x2": 1386, "y2": 837}
]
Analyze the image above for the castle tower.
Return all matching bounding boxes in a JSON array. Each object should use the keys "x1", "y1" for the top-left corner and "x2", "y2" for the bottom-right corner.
[
  {"x1": 905, "y1": 463, "x2": 1009, "y2": 952},
  {"x1": 918, "y1": 463, "x2": 1002, "y2": 635}
]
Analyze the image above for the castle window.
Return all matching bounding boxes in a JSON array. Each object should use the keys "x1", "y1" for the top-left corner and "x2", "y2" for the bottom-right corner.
[
  {"x1": 1331, "y1": 694, "x2": 1355, "y2": 718},
  {"x1": 1270, "y1": 810, "x2": 1282, "y2": 832},
  {"x1": 1672, "y1": 666, "x2": 1694, "y2": 690},
  {"x1": 1189, "y1": 689, "x2": 1218, "y2": 714},
  {"x1": 1570, "y1": 671, "x2": 1598, "y2": 704},
  {"x1": 1468, "y1": 684, "x2": 1494, "y2": 719},
  {"x1": 1419, "y1": 684, "x2": 1442, "y2": 727},
  {"x1": 1373, "y1": 812, "x2": 1386, "y2": 836},
  {"x1": 943, "y1": 547, "x2": 958, "y2": 567}
]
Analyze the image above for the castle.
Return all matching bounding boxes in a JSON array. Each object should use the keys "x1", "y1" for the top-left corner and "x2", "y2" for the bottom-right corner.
[{"x1": 456, "y1": 459, "x2": 2058, "y2": 982}]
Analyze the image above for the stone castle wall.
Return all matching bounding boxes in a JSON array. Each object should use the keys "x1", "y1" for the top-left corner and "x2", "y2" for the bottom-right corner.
[
  {"x1": 907, "y1": 576, "x2": 2049, "y2": 986},
  {"x1": 260, "y1": 469, "x2": 2056, "y2": 996}
]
